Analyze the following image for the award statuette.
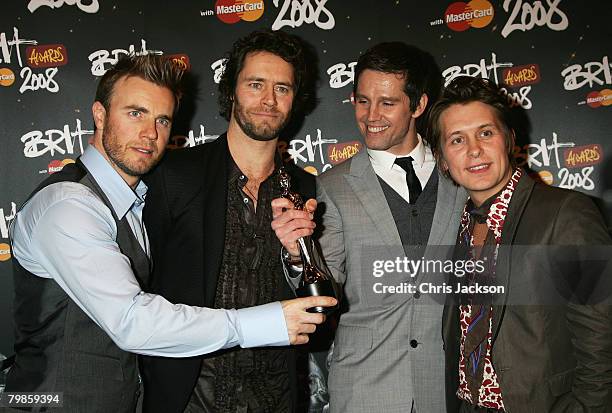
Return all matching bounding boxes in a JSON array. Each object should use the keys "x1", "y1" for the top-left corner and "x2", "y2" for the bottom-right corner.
[{"x1": 279, "y1": 168, "x2": 339, "y2": 314}]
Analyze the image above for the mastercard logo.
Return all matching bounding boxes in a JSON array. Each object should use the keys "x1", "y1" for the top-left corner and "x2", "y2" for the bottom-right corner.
[
  {"x1": 0, "y1": 243, "x2": 11, "y2": 262},
  {"x1": 586, "y1": 89, "x2": 612, "y2": 108},
  {"x1": 48, "y1": 158, "x2": 75, "y2": 174},
  {"x1": 0, "y1": 68, "x2": 15, "y2": 87},
  {"x1": 531, "y1": 170, "x2": 553, "y2": 186},
  {"x1": 215, "y1": 0, "x2": 264, "y2": 24},
  {"x1": 445, "y1": 0, "x2": 494, "y2": 32},
  {"x1": 303, "y1": 166, "x2": 319, "y2": 176}
]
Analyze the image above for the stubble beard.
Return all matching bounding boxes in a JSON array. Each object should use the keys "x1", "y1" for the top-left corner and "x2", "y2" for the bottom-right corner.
[
  {"x1": 102, "y1": 120, "x2": 158, "y2": 178},
  {"x1": 233, "y1": 97, "x2": 290, "y2": 142}
]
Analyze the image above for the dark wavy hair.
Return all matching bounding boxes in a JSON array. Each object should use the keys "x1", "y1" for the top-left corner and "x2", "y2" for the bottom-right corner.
[
  {"x1": 427, "y1": 76, "x2": 517, "y2": 179},
  {"x1": 218, "y1": 29, "x2": 309, "y2": 121},
  {"x1": 95, "y1": 54, "x2": 184, "y2": 112},
  {"x1": 353, "y1": 42, "x2": 442, "y2": 136}
]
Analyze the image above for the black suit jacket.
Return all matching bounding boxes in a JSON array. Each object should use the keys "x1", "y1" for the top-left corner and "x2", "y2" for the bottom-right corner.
[
  {"x1": 141, "y1": 134, "x2": 315, "y2": 413},
  {"x1": 443, "y1": 173, "x2": 612, "y2": 412}
]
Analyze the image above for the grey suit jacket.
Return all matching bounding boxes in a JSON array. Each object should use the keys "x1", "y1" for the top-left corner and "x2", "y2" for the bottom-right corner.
[{"x1": 317, "y1": 149, "x2": 466, "y2": 413}]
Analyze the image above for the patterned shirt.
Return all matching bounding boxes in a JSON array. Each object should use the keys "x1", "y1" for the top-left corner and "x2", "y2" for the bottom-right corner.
[{"x1": 188, "y1": 158, "x2": 292, "y2": 413}]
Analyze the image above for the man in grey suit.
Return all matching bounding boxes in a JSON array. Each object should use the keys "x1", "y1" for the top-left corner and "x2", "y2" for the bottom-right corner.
[{"x1": 272, "y1": 42, "x2": 466, "y2": 412}]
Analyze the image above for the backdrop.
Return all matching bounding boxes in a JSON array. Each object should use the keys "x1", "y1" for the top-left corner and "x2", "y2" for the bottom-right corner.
[{"x1": 1, "y1": 0, "x2": 610, "y2": 358}]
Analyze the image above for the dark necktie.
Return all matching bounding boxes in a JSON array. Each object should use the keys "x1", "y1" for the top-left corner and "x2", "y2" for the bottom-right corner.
[{"x1": 395, "y1": 156, "x2": 422, "y2": 204}]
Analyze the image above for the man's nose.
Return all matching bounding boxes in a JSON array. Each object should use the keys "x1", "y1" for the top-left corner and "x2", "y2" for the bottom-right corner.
[
  {"x1": 141, "y1": 119, "x2": 158, "y2": 141},
  {"x1": 367, "y1": 104, "x2": 380, "y2": 121},
  {"x1": 467, "y1": 138, "x2": 482, "y2": 157},
  {"x1": 262, "y1": 85, "x2": 277, "y2": 107}
]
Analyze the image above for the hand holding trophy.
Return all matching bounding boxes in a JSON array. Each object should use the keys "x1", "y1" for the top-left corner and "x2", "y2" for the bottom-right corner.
[{"x1": 278, "y1": 168, "x2": 339, "y2": 314}]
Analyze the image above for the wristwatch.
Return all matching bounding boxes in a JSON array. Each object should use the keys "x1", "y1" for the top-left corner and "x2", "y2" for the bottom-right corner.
[{"x1": 281, "y1": 247, "x2": 303, "y2": 266}]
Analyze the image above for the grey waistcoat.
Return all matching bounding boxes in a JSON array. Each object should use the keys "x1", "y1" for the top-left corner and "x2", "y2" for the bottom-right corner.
[
  {"x1": 7, "y1": 160, "x2": 149, "y2": 413},
  {"x1": 377, "y1": 171, "x2": 439, "y2": 252}
]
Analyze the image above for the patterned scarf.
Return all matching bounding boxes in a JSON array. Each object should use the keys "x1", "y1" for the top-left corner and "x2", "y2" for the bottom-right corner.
[{"x1": 457, "y1": 168, "x2": 521, "y2": 405}]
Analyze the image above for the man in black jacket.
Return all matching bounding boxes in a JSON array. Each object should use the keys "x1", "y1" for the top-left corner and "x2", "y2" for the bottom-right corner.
[{"x1": 142, "y1": 30, "x2": 321, "y2": 413}]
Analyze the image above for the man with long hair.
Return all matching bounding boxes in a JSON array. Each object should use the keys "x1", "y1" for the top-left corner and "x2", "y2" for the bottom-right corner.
[{"x1": 141, "y1": 30, "x2": 328, "y2": 413}]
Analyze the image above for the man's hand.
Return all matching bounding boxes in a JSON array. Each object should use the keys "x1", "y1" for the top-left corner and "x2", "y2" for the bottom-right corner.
[
  {"x1": 281, "y1": 296, "x2": 337, "y2": 345},
  {"x1": 271, "y1": 197, "x2": 317, "y2": 258}
]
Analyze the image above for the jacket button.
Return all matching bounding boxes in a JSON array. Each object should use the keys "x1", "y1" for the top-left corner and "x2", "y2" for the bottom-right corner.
[
  {"x1": 413, "y1": 291, "x2": 421, "y2": 299},
  {"x1": 411, "y1": 209, "x2": 418, "y2": 216},
  {"x1": 410, "y1": 339, "x2": 418, "y2": 348}
]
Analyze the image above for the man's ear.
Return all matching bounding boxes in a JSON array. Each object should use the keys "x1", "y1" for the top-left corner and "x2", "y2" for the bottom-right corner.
[
  {"x1": 412, "y1": 94, "x2": 429, "y2": 118},
  {"x1": 92, "y1": 101, "x2": 106, "y2": 130}
]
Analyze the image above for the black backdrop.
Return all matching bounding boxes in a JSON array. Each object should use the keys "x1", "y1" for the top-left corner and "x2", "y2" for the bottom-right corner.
[{"x1": 1, "y1": 0, "x2": 611, "y2": 358}]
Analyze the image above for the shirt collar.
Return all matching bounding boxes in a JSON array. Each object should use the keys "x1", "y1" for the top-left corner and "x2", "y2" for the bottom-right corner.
[
  {"x1": 467, "y1": 191, "x2": 499, "y2": 224},
  {"x1": 367, "y1": 134, "x2": 427, "y2": 171},
  {"x1": 80, "y1": 145, "x2": 147, "y2": 219},
  {"x1": 229, "y1": 150, "x2": 285, "y2": 186}
]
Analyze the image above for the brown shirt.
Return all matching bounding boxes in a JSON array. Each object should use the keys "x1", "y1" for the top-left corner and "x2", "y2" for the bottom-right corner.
[{"x1": 186, "y1": 159, "x2": 292, "y2": 413}]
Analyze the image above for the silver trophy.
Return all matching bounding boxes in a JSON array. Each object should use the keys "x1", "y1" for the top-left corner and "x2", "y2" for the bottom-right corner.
[{"x1": 279, "y1": 168, "x2": 339, "y2": 314}]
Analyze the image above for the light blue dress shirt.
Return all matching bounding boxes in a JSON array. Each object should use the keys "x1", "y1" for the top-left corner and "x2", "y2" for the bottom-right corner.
[{"x1": 11, "y1": 145, "x2": 289, "y2": 357}]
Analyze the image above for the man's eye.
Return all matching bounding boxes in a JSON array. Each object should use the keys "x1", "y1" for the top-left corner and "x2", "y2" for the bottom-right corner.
[
  {"x1": 158, "y1": 118, "x2": 170, "y2": 127},
  {"x1": 275, "y1": 85, "x2": 290, "y2": 94},
  {"x1": 383, "y1": 101, "x2": 394, "y2": 106},
  {"x1": 250, "y1": 82, "x2": 262, "y2": 89},
  {"x1": 129, "y1": 110, "x2": 141, "y2": 117},
  {"x1": 481, "y1": 129, "x2": 493, "y2": 137},
  {"x1": 450, "y1": 136, "x2": 464, "y2": 145}
]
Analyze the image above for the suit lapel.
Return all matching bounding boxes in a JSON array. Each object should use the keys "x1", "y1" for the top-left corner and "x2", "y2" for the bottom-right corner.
[
  {"x1": 202, "y1": 134, "x2": 229, "y2": 307},
  {"x1": 427, "y1": 173, "x2": 464, "y2": 246},
  {"x1": 344, "y1": 150, "x2": 403, "y2": 247},
  {"x1": 412, "y1": 173, "x2": 465, "y2": 284},
  {"x1": 491, "y1": 173, "x2": 535, "y2": 342}
]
